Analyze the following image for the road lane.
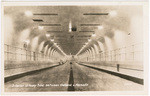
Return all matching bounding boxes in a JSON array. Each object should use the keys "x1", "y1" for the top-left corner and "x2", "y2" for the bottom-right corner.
[
  {"x1": 5, "y1": 62, "x2": 70, "y2": 92},
  {"x1": 5, "y1": 61, "x2": 143, "y2": 92},
  {"x1": 72, "y1": 62, "x2": 143, "y2": 91}
]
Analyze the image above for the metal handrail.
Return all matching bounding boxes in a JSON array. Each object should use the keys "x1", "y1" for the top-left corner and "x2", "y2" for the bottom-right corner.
[
  {"x1": 80, "y1": 42, "x2": 143, "y2": 62},
  {"x1": 4, "y1": 44, "x2": 56, "y2": 61}
]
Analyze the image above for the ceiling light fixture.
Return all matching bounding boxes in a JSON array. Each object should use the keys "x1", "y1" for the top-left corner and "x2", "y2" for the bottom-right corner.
[
  {"x1": 46, "y1": 34, "x2": 50, "y2": 37},
  {"x1": 98, "y1": 26, "x2": 104, "y2": 30},
  {"x1": 38, "y1": 26, "x2": 44, "y2": 30},
  {"x1": 92, "y1": 33, "x2": 96, "y2": 37},
  {"x1": 69, "y1": 21, "x2": 72, "y2": 32},
  {"x1": 85, "y1": 42, "x2": 88, "y2": 45},
  {"x1": 51, "y1": 39, "x2": 54, "y2": 42},
  {"x1": 88, "y1": 39, "x2": 91, "y2": 42},
  {"x1": 24, "y1": 40, "x2": 30, "y2": 45},
  {"x1": 109, "y1": 11, "x2": 117, "y2": 17},
  {"x1": 25, "y1": 11, "x2": 33, "y2": 17}
]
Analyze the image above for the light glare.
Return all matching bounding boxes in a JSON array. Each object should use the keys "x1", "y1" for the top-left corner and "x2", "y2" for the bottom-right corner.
[
  {"x1": 46, "y1": 34, "x2": 50, "y2": 37},
  {"x1": 38, "y1": 26, "x2": 44, "y2": 30},
  {"x1": 25, "y1": 11, "x2": 33, "y2": 17},
  {"x1": 98, "y1": 26, "x2": 104, "y2": 30},
  {"x1": 51, "y1": 39, "x2": 54, "y2": 42},
  {"x1": 92, "y1": 33, "x2": 96, "y2": 37},
  {"x1": 24, "y1": 40, "x2": 30, "y2": 45},
  {"x1": 88, "y1": 39, "x2": 91, "y2": 42},
  {"x1": 69, "y1": 21, "x2": 72, "y2": 32},
  {"x1": 109, "y1": 11, "x2": 117, "y2": 17}
]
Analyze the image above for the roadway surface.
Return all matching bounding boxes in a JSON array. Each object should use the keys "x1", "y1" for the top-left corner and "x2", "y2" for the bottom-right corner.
[{"x1": 5, "y1": 61, "x2": 143, "y2": 92}]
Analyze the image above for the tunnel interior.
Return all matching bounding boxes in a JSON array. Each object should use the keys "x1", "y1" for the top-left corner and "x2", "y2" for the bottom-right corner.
[{"x1": 3, "y1": 5, "x2": 144, "y2": 92}]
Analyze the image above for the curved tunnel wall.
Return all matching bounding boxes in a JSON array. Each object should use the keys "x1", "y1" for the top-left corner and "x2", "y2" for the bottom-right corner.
[
  {"x1": 77, "y1": 8, "x2": 144, "y2": 79},
  {"x1": 4, "y1": 14, "x2": 64, "y2": 62},
  {"x1": 4, "y1": 10, "x2": 67, "y2": 78},
  {"x1": 78, "y1": 8, "x2": 143, "y2": 62}
]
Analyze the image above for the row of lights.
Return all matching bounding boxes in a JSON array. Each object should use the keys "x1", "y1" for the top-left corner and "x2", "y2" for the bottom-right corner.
[
  {"x1": 76, "y1": 25, "x2": 104, "y2": 55},
  {"x1": 82, "y1": 25, "x2": 103, "y2": 47},
  {"x1": 23, "y1": 37, "x2": 65, "y2": 55},
  {"x1": 38, "y1": 24, "x2": 61, "y2": 53},
  {"x1": 45, "y1": 33, "x2": 64, "y2": 54}
]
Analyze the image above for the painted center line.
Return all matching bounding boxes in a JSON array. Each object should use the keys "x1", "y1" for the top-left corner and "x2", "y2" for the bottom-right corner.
[{"x1": 68, "y1": 63, "x2": 75, "y2": 91}]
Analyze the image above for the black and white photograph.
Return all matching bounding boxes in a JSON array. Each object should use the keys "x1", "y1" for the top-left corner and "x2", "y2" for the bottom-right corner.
[{"x1": 1, "y1": 1, "x2": 149, "y2": 95}]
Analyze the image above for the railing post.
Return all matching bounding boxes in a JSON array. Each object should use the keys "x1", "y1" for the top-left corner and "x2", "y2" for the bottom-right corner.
[
  {"x1": 33, "y1": 52, "x2": 36, "y2": 61},
  {"x1": 30, "y1": 51, "x2": 31, "y2": 61},
  {"x1": 117, "y1": 64, "x2": 120, "y2": 72}
]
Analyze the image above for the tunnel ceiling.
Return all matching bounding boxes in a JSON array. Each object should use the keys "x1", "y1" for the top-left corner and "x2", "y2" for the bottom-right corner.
[{"x1": 4, "y1": 6, "x2": 141, "y2": 55}]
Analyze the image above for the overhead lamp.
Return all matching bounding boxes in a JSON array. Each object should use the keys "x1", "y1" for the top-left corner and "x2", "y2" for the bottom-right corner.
[
  {"x1": 69, "y1": 21, "x2": 72, "y2": 32},
  {"x1": 38, "y1": 26, "x2": 44, "y2": 30},
  {"x1": 46, "y1": 34, "x2": 50, "y2": 38},
  {"x1": 109, "y1": 11, "x2": 117, "y2": 17},
  {"x1": 98, "y1": 26, "x2": 104, "y2": 30},
  {"x1": 51, "y1": 39, "x2": 54, "y2": 42},
  {"x1": 88, "y1": 39, "x2": 91, "y2": 42},
  {"x1": 24, "y1": 40, "x2": 30, "y2": 45},
  {"x1": 92, "y1": 33, "x2": 96, "y2": 37},
  {"x1": 25, "y1": 11, "x2": 33, "y2": 17},
  {"x1": 69, "y1": 29, "x2": 72, "y2": 32}
]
